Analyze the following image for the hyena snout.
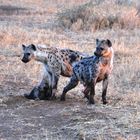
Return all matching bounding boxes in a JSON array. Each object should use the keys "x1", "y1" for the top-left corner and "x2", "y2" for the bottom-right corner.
[
  {"x1": 94, "y1": 48, "x2": 103, "y2": 56},
  {"x1": 21, "y1": 55, "x2": 30, "y2": 63},
  {"x1": 21, "y1": 58, "x2": 29, "y2": 63}
]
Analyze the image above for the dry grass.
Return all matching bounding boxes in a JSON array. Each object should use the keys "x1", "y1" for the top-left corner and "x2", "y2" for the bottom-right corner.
[
  {"x1": 0, "y1": 0, "x2": 140, "y2": 139},
  {"x1": 58, "y1": 0, "x2": 140, "y2": 32}
]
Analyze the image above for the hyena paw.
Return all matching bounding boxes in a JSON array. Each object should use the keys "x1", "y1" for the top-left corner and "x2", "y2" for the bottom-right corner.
[
  {"x1": 103, "y1": 100, "x2": 108, "y2": 104},
  {"x1": 50, "y1": 95, "x2": 57, "y2": 100},
  {"x1": 24, "y1": 93, "x2": 29, "y2": 98},
  {"x1": 60, "y1": 95, "x2": 65, "y2": 101},
  {"x1": 24, "y1": 93, "x2": 35, "y2": 100},
  {"x1": 89, "y1": 98, "x2": 95, "y2": 104},
  {"x1": 84, "y1": 94, "x2": 89, "y2": 100}
]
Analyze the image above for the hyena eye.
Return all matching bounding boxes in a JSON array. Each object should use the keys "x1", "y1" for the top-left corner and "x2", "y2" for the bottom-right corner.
[
  {"x1": 27, "y1": 53, "x2": 30, "y2": 55},
  {"x1": 100, "y1": 48, "x2": 104, "y2": 50}
]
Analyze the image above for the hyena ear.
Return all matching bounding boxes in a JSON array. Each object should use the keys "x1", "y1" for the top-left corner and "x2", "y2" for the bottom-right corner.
[
  {"x1": 22, "y1": 44, "x2": 26, "y2": 50},
  {"x1": 106, "y1": 39, "x2": 112, "y2": 47},
  {"x1": 31, "y1": 44, "x2": 36, "y2": 51},
  {"x1": 96, "y1": 38, "x2": 100, "y2": 45}
]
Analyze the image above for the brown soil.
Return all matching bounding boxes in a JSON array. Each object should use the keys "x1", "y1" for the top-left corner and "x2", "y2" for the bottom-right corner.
[{"x1": 0, "y1": 0, "x2": 140, "y2": 139}]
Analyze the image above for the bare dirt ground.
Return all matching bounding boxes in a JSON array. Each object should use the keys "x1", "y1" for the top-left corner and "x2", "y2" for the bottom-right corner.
[{"x1": 0, "y1": 0, "x2": 140, "y2": 139}]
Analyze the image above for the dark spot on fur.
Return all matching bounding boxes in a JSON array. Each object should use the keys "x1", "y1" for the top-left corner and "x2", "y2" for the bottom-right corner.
[
  {"x1": 81, "y1": 75, "x2": 84, "y2": 81},
  {"x1": 69, "y1": 54, "x2": 77, "y2": 63}
]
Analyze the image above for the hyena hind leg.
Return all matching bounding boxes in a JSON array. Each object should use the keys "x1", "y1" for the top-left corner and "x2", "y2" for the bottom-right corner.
[
  {"x1": 38, "y1": 70, "x2": 54, "y2": 100},
  {"x1": 82, "y1": 85, "x2": 90, "y2": 100},
  {"x1": 24, "y1": 78, "x2": 52, "y2": 100},
  {"x1": 89, "y1": 85, "x2": 95, "y2": 104},
  {"x1": 24, "y1": 87, "x2": 39, "y2": 100},
  {"x1": 60, "y1": 75, "x2": 78, "y2": 101},
  {"x1": 38, "y1": 82, "x2": 52, "y2": 100}
]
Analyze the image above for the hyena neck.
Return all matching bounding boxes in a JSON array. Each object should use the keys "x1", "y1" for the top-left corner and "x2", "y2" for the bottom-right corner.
[
  {"x1": 101, "y1": 47, "x2": 114, "y2": 68},
  {"x1": 33, "y1": 49, "x2": 48, "y2": 63}
]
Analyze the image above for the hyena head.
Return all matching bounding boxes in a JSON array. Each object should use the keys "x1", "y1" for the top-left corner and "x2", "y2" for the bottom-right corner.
[
  {"x1": 94, "y1": 39, "x2": 112, "y2": 57},
  {"x1": 21, "y1": 44, "x2": 36, "y2": 63}
]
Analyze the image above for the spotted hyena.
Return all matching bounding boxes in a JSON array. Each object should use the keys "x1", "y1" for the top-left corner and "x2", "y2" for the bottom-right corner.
[
  {"x1": 60, "y1": 39, "x2": 114, "y2": 104},
  {"x1": 21, "y1": 44, "x2": 88, "y2": 100}
]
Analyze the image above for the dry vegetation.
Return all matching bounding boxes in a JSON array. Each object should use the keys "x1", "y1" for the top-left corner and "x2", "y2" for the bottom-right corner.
[
  {"x1": 58, "y1": 0, "x2": 140, "y2": 31},
  {"x1": 0, "y1": 0, "x2": 140, "y2": 139}
]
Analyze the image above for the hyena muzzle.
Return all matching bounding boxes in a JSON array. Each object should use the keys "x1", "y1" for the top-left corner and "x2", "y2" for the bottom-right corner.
[
  {"x1": 60, "y1": 39, "x2": 114, "y2": 104},
  {"x1": 21, "y1": 44, "x2": 88, "y2": 100}
]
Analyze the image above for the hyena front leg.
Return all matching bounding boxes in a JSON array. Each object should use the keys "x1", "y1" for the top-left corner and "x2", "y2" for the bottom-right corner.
[
  {"x1": 102, "y1": 75, "x2": 109, "y2": 104},
  {"x1": 89, "y1": 84, "x2": 95, "y2": 104},
  {"x1": 50, "y1": 74, "x2": 59, "y2": 100},
  {"x1": 60, "y1": 74, "x2": 79, "y2": 101}
]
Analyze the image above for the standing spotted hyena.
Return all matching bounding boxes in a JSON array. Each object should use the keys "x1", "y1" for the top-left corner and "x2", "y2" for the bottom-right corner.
[
  {"x1": 60, "y1": 39, "x2": 114, "y2": 104},
  {"x1": 21, "y1": 44, "x2": 88, "y2": 100}
]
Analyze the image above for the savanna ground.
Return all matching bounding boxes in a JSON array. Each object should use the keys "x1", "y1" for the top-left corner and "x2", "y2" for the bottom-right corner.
[{"x1": 0, "y1": 0, "x2": 140, "y2": 139}]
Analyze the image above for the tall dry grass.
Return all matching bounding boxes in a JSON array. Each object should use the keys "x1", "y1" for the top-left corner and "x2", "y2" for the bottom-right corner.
[{"x1": 58, "y1": 0, "x2": 140, "y2": 32}]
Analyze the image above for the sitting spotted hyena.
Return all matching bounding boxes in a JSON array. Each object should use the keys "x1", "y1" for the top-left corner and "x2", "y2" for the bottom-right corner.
[
  {"x1": 21, "y1": 44, "x2": 88, "y2": 100},
  {"x1": 60, "y1": 39, "x2": 114, "y2": 104}
]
